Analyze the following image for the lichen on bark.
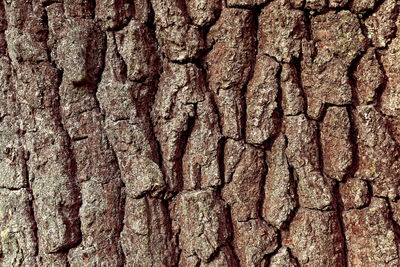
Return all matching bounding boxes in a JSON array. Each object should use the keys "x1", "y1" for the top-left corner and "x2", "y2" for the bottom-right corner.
[{"x1": 1, "y1": 0, "x2": 400, "y2": 266}]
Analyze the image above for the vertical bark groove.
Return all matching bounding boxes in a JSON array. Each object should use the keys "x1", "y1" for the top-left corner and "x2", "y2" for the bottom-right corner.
[{"x1": 1, "y1": 0, "x2": 400, "y2": 266}]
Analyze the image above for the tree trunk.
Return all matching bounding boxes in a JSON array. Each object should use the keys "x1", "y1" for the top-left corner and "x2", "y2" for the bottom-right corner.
[{"x1": 1, "y1": 0, "x2": 400, "y2": 266}]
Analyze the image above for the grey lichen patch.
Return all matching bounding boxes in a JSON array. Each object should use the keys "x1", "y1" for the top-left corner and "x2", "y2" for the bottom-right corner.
[
  {"x1": 258, "y1": 0, "x2": 306, "y2": 63},
  {"x1": 281, "y1": 63, "x2": 305, "y2": 116},
  {"x1": 68, "y1": 179, "x2": 124, "y2": 266},
  {"x1": 329, "y1": 0, "x2": 349, "y2": 8},
  {"x1": 354, "y1": 48, "x2": 384, "y2": 105},
  {"x1": 4, "y1": 0, "x2": 83, "y2": 254},
  {"x1": 343, "y1": 197, "x2": 399, "y2": 266},
  {"x1": 365, "y1": 0, "x2": 397, "y2": 48},
  {"x1": 321, "y1": 106, "x2": 353, "y2": 181},
  {"x1": 182, "y1": 93, "x2": 222, "y2": 190},
  {"x1": 3, "y1": 0, "x2": 48, "y2": 63},
  {"x1": 56, "y1": 19, "x2": 106, "y2": 86},
  {"x1": 120, "y1": 197, "x2": 178, "y2": 266},
  {"x1": 98, "y1": 31, "x2": 164, "y2": 199},
  {"x1": 284, "y1": 114, "x2": 334, "y2": 210},
  {"x1": 354, "y1": 106, "x2": 400, "y2": 200},
  {"x1": 2, "y1": 0, "x2": 400, "y2": 265},
  {"x1": 205, "y1": 7, "x2": 256, "y2": 139},
  {"x1": 339, "y1": 179, "x2": 370, "y2": 209},
  {"x1": 0, "y1": 189, "x2": 37, "y2": 267},
  {"x1": 121, "y1": 156, "x2": 166, "y2": 198},
  {"x1": 263, "y1": 134, "x2": 297, "y2": 229},
  {"x1": 95, "y1": 0, "x2": 133, "y2": 30},
  {"x1": 226, "y1": 0, "x2": 270, "y2": 7},
  {"x1": 305, "y1": 0, "x2": 327, "y2": 12},
  {"x1": 222, "y1": 140, "x2": 266, "y2": 222},
  {"x1": 232, "y1": 219, "x2": 278, "y2": 267},
  {"x1": 115, "y1": 19, "x2": 160, "y2": 84},
  {"x1": 0, "y1": 56, "x2": 27, "y2": 190},
  {"x1": 270, "y1": 246, "x2": 298, "y2": 267},
  {"x1": 185, "y1": 0, "x2": 222, "y2": 27},
  {"x1": 302, "y1": 10, "x2": 366, "y2": 107},
  {"x1": 64, "y1": 0, "x2": 95, "y2": 18},
  {"x1": 380, "y1": 15, "x2": 400, "y2": 119},
  {"x1": 151, "y1": 61, "x2": 205, "y2": 193},
  {"x1": 246, "y1": 55, "x2": 280, "y2": 144},
  {"x1": 171, "y1": 189, "x2": 230, "y2": 263},
  {"x1": 351, "y1": 0, "x2": 380, "y2": 13},
  {"x1": 150, "y1": 0, "x2": 204, "y2": 61},
  {"x1": 283, "y1": 208, "x2": 345, "y2": 266}
]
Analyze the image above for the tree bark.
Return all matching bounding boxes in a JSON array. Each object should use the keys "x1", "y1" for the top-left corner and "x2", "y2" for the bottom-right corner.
[{"x1": 1, "y1": 0, "x2": 400, "y2": 266}]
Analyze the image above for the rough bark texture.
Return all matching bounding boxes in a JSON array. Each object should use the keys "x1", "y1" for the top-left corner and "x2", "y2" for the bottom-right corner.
[{"x1": 1, "y1": 0, "x2": 400, "y2": 266}]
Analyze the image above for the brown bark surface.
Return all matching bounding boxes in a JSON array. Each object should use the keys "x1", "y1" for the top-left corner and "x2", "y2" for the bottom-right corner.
[{"x1": 1, "y1": 0, "x2": 400, "y2": 266}]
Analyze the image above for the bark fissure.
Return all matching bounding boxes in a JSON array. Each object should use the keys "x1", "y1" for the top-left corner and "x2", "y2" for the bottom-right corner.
[{"x1": 1, "y1": 0, "x2": 400, "y2": 266}]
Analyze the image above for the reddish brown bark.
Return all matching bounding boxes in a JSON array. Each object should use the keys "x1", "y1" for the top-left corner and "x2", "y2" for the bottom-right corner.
[{"x1": 1, "y1": 0, "x2": 400, "y2": 266}]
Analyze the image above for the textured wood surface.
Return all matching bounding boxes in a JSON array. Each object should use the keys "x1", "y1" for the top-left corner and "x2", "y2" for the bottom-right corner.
[{"x1": 1, "y1": 0, "x2": 400, "y2": 266}]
